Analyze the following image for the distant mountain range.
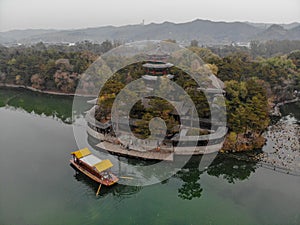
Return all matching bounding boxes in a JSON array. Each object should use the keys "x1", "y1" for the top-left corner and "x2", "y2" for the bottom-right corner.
[{"x1": 1, "y1": 19, "x2": 299, "y2": 46}]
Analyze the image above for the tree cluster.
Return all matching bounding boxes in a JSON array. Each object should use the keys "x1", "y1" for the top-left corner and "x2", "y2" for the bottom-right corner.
[{"x1": 0, "y1": 40, "x2": 117, "y2": 91}]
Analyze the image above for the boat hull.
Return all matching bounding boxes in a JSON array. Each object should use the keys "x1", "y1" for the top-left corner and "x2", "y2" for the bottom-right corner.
[{"x1": 70, "y1": 159, "x2": 118, "y2": 186}]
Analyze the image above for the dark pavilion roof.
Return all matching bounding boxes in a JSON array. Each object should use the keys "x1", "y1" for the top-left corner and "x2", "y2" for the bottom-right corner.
[{"x1": 142, "y1": 47, "x2": 174, "y2": 80}]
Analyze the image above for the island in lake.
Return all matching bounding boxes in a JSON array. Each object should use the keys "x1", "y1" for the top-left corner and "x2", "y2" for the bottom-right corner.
[{"x1": 1, "y1": 39, "x2": 299, "y2": 157}]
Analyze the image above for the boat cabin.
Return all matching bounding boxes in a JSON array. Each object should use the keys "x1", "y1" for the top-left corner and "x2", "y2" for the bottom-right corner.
[{"x1": 70, "y1": 148, "x2": 118, "y2": 186}]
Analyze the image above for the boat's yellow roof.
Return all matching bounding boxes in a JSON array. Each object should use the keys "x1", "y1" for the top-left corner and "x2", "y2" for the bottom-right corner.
[
  {"x1": 94, "y1": 159, "x2": 113, "y2": 172},
  {"x1": 71, "y1": 147, "x2": 91, "y2": 159}
]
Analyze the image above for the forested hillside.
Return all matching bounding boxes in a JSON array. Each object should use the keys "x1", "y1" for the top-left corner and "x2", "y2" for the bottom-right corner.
[{"x1": 1, "y1": 19, "x2": 300, "y2": 46}]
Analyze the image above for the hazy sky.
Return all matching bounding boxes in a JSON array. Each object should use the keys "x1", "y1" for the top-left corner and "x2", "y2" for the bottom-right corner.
[{"x1": 0, "y1": 0, "x2": 299, "y2": 31}]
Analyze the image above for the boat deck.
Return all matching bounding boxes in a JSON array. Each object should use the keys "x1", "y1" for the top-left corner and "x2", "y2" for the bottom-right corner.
[
  {"x1": 96, "y1": 141, "x2": 174, "y2": 161},
  {"x1": 70, "y1": 159, "x2": 102, "y2": 183}
]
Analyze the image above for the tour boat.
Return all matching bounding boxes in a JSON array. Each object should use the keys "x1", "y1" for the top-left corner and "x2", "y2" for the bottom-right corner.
[{"x1": 70, "y1": 148, "x2": 119, "y2": 187}]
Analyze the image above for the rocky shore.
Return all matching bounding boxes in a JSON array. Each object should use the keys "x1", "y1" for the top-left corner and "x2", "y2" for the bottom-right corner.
[
  {"x1": 259, "y1": 115, "x2": 300, "y2": 174},
  {"x1": 221, "y1": 132, "x2": 266, "y2": 152}
]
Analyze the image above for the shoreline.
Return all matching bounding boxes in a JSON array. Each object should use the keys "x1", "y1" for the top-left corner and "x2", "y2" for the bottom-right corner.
[
  {"x1": 271, "y1": 97, "x2": 299, "y2": 117},
  {"x1": 2, "y1": 83, "x2": 298, "y2": 109},
  {"x1": 0, "y1": 83, "x2": 97, "y2": 98}
]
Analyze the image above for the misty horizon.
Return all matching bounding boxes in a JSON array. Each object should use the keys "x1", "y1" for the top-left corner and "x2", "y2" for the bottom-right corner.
[
  {"x1": 1, "y1": 18, "x2": 300, "y2": 33},
  {"x1": 1, "y1": 0, "x2": 299, "y2": 32}
]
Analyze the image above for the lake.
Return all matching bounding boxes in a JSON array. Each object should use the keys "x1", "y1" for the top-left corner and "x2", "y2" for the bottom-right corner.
[{"x1": 0, "y1": 87, "x2": 299, "y2": 225}]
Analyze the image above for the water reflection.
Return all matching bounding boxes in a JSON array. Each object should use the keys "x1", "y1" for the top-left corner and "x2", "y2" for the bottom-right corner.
[
  {"x1": 207, "y1": 154, "x2": 257, "y2": 184},
  {"x1": 3, "y1": 87, "x2": 262, "y2": 200},
  {"x1": 280, "y1": 101, "x2": 300, "y2": 121},
  {"x1": 89, "y1": 127, "x2": 258, "y2": 199},
  {"x1": 0, "y1": 87, "x2": 91, "y2": 123},
  {"x1": 175, "y1": 154, "x2": 257, "y2": 200},
  {"x1": 176, "y1": 157, "x2": 203, "y2": 200},
  {"x1": 71, "y1": 149, "x2": 258, "y2": 201}
]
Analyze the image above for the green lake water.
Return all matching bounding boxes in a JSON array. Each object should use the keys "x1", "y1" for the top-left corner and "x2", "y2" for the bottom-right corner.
[{"x1": 0, "y1": 87, "x2": 299, "y2": 225}]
